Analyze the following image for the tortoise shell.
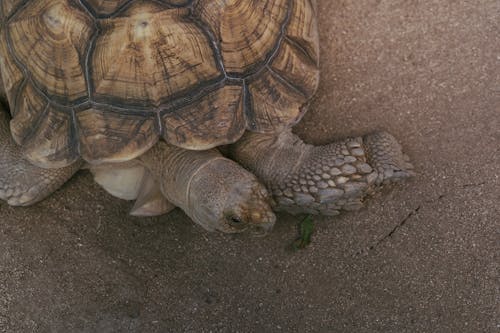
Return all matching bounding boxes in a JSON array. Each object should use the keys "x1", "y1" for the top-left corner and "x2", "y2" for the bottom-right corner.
[{"x1": 0, "y1": 0, "x2": 319, "y2": 168}]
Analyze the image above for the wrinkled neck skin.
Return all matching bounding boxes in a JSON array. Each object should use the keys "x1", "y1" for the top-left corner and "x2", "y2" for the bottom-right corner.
[
  {"x1": 138, "y1": 141, "x2": 221, "y2": 216},
  {"x1": 228, "y1": 130, "x2": 312, "y2": 186}
]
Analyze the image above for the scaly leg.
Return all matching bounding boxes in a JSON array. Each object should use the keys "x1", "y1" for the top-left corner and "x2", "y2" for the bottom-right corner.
[
  {"x1": 0, "y1": 101, "x2": 81, "y2": 206},
  {"x1": 229, "y1": 130, "x2": 414, "y2": 216}
]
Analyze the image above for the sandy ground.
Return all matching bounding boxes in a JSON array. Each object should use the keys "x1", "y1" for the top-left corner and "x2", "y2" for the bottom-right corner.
[{"x1": 1, "y1": 1, "x2": 499, "y2": 332}]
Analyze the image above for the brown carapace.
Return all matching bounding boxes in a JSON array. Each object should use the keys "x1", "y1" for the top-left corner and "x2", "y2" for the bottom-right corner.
[{"x1": 0, "y1": 0, "x2": 319, "y2": 168}]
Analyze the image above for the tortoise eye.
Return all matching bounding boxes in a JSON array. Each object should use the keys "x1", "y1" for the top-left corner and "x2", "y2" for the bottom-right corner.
[
  {"x1": 227, "y1": 215, "x2": 246, "y2": 228},
  {"x1": 230, "y1": 216, "x2": 243, "y2": 224}
]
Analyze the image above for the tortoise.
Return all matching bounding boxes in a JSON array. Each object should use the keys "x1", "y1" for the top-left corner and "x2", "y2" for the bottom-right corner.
[{"x1": 0, "y1": 0, "x2": 413, "y2": 233}]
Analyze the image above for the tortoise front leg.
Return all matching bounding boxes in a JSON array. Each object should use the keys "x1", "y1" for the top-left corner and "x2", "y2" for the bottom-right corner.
[
  {"x1": 229, "y1": 130, "x2": 414, "y2": 216},
  {"x1": 0, "y1": 102, "x2": 81, "y2": 206}
]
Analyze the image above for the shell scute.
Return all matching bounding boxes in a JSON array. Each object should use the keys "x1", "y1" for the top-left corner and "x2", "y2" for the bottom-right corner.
[
  {"x1": 270, "y1": 39, "x2": 319, "y2": 98},
  {"x1": 7, "y1": 0, "x2": 94, "y2": 105},
  {"x1": 0, "y1": 0, "x2": 24, "y2": 18},
  {"x1": 285, "y1": 0, "x2": 319, "y2": 65},
  {"x1": 0, "y1": 30, "x2": 23, "y2": 108},
  {"x1": 193, "y1": 0, "x2": 290, "y2": 76},
  {"x1": 10, "y1": 82, "x2": 48, "y2": 146},
  {"x1": 162, "y1": 84, "x2": 246, "y2": 150},
  {"x1": 85, "y1": 0, "x2": 193, "y2": 16},
  {"x1": 84, "y1": 0, "x2": 130, "y2": 16},
  {"x1": 23, "y1": 108, "x2": 79, "y2": 168},
  {"x1": 91, "y1": 6, "x2": 222, "y2": 108},
  {"x1": 246, "y1": 70, "x2": 306, "y2": 132},
  {"x1": 76, "y1": 108, "x2": 159, "y2": 164}
]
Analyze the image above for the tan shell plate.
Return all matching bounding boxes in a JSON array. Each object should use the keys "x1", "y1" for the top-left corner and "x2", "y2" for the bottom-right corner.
[{"x1": 0, "y1": 0, "x2": 319, "y2": 167}]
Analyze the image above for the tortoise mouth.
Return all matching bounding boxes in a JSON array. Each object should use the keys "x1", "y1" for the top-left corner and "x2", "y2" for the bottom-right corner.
[
  {"x1": 250, "y1": 223, "x2": 274, "y2": 237},
  {"x1": 221, "y1": 205, "x2": 276, "y2": 234},
  {"x1": 217, "y1": 222, "x2": 275, "y2": 235}
]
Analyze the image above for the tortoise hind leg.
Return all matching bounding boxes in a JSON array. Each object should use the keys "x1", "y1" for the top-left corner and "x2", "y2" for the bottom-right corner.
[
  {"x1": 229, "y1": 130, "x2": 414, "y2": 216},
  {"x1": 0, "y1": 104, "x2": 81, "y2": 206}
]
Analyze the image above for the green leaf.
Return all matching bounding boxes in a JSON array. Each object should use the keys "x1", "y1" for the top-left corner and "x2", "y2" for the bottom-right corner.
[{"x1": 292, "y1": 215, "x2": 315, "y2": 250}]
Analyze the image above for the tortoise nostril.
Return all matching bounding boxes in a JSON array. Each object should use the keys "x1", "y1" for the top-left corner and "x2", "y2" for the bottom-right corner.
[{"x1": 251, "y1": 211, "x2": 262, "y2": 220}]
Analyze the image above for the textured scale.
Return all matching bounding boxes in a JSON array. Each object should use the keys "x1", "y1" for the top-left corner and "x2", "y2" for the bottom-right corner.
[
  {"x1": 193, "y1": 0, "x2": 290, "y2": 75},
  {"x1": 0, "y1": 109, "x2": 81, "y2": 206},
  {"x1": 230, "y1": 131, "x2": 414, "y2": 217},
  {"x1": 0, "y1": 0, "x2": 319, "y2": 168}
]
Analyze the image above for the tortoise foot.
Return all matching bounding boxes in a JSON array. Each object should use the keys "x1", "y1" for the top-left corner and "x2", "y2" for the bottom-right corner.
[
  {"x1": 229, "y1": 130, "x2": 414, "y2": 216},
  {"x1": 273, "y1": 131, "x2": 414, "y2": 215},
  {"x1": 362, "y1": 131, "x2": 415, "y2": 185}
]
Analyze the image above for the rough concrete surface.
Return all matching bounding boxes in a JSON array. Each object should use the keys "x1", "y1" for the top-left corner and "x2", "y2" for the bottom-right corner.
[{"x1": 1, "y1": 1, "x2": 499, "y2": 332}]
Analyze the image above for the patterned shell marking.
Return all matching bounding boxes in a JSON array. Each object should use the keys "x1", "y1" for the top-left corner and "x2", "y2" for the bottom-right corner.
[{"x1": 0, "y1": 0, "x2": 319, "y2": 168}]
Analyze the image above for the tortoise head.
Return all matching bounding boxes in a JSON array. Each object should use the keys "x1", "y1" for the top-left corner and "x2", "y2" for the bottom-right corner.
[
  {"x1": 220, "y1": 182, "x2": 276, "y2": 235},
  {"x1": 186, "y1": 158, "x2": 276, "y2": 235}
]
